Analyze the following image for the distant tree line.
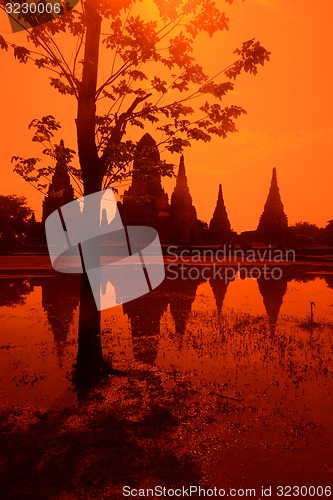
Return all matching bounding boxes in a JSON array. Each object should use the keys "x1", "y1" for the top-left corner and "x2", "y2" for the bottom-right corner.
[{"x1": 288, "y1": 221, "x2": 333, "y2": 246}]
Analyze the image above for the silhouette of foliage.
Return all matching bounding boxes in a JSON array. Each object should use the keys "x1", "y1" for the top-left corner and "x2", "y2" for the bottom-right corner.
[
  {"x1": 0, "y1": 278, "x2": 32, "y2": 307},
  {"x1": 0, "y1": 195, "x2": 34, "y2": 239},
  {"x1": 289, "y1": 221, "x2": 333, "y2": 246},
  {"x1": 0, "y1": 0, "x2": 270, "y2": 195},
  {"x1": 289, "y1": 221, "x2": 321, "y2": 245},
  {"x1": 12, "y1": 119, "x2": 80, "y2": 195},
  {"x1": 291, "y1": 222, "x2": 321, "y2": 237},
  {"x1": 319, "y1": 220, "x2": 333, "y2": 245}
]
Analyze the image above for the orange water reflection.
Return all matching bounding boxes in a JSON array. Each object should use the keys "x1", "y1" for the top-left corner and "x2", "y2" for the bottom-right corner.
[
  {"x1": 0, "y1": 270, "x2": 332, "y2": 413},
  {"x1": 1, "y1": 270, "x2": 333, "y2": 490}
]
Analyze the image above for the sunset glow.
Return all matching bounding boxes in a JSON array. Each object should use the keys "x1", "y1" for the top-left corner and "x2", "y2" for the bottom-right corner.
[
  {"x1": 0, "y1": 0, "x2": 332, "y2": 232},
  {"x1": 1, "y1": 2, "x2": 333, "y2": 496}
]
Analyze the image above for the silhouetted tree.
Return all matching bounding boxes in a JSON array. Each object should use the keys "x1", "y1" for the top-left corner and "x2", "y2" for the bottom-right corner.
[
  {"x1": 319, "y1": 220, "x2": 333, "y2": 245},
  {"x1": 289, "y1": 221, "x2": 321, "y2": 245},
  {"x1": 0, "y1": 0, "x2": 270, "y2": 386},
  {"x1": 2, "y1": 0, "x2": 270, "y2": 196},
  {"x1": 0, "y1": 195, "x2": 33, "y2": 241},
  {"x1": 0, "y1": 278, "x2": 33, "y2": 307}
]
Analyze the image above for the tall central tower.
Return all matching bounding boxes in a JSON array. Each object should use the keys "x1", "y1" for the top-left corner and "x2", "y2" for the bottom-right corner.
[{"x1": 121, "y1": 134, "x2": 170, "y2": 241}]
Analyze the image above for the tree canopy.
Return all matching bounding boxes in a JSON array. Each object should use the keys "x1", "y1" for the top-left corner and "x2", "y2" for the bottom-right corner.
[
  {"x1": 0, "y1": 194, "x2": 34, "y2": 239},
  {"x1": 0, "y1": 0, "x2": 271, "y2": 195}
]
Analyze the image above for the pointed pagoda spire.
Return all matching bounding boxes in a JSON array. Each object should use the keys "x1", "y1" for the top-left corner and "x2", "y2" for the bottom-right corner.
[
  {"x1": 100, "y1": 207, "x2": 109, "y2": 230},
  {"x1": 42, "y1": 139, "x2": 74, "y2": 222},
  {"x1": 257, "y1": 167, "x2": 288, "y2": 244},
  {"x1": 168, "y1": 279, "x2": 200, "y2": 347},
  {"x1": 170, "y1": 155, "x2": 199, "y2": 244},
  {"x1": 41, "y1": 275, "x2": 80, "y2": 366},
  {"x1": 171, "y1": 155, "x2": 195, "y2": 209},
  {"x1": 257, "y1": 274, "x2": 288, "y2": 335},
  {"x1": 265, "y1": 168, "x2": 281, "y2": 207},
  {"x1": 209, "y1": 183, "x2": 232, "y2": 244},
  {"x1": 209, "y1": 278, "x2": 229, "y2": 319}
]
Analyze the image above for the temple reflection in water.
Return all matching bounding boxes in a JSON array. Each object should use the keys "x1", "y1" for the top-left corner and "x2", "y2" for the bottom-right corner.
[{"x1": 1, "y1": 267, "x2": 329, "y2": 367}]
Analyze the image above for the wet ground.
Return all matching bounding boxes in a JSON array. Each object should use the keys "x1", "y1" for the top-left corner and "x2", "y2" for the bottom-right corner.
[{"x1": 0, "y1": 264, "x2": 333, "y2": 499}]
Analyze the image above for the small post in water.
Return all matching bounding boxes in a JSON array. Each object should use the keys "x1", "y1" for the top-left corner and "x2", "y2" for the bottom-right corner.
[{"x1": 310, "y1": 301, "x2": 315, "y2": 324}]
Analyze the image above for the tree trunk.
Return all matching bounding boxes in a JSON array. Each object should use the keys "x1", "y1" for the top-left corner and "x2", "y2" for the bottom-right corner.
[
  {"x1": 74, "y1": 273, "x2": 104, "y2": 395},
  {"x1": 74, "y1": 0, "x2": 105, "y2": 391},
  {"x1": 76, "y1": 0, "x2": 104, "y2": 196}
]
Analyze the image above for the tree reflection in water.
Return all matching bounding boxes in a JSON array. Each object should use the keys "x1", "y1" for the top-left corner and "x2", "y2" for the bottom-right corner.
[
  {"x1": 0, "y1": 278, "x2": 33, "y2": 307},
  {"x1": 1, "y1": 267, "x2": 333, "y2": 497},
  {"x1": 49, "y1": 267, "x2": 292, "y2": 391},
  {"x1": 3, "y1": 267, "x2": 330, "y2": 400}
]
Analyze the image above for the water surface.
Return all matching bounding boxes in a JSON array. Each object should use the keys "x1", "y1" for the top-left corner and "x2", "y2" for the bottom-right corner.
[{"x1": 1, "y1": 269, "x2": 333, "y2": 492}]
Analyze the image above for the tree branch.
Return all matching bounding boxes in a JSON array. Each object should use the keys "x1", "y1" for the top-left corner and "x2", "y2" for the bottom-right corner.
[{"x1": 101, "y1": 93, "x2": 152, "y2": 163}]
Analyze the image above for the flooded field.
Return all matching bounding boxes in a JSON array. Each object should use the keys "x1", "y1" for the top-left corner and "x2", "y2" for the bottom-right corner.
[{"x1": 0, "y1": 267, "x2": 333, "y2": 498}]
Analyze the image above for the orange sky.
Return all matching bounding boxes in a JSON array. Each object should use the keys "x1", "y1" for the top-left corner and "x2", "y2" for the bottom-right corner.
[{"x1": 0, "y1": 0, "x2": 333, "y2": 232}]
